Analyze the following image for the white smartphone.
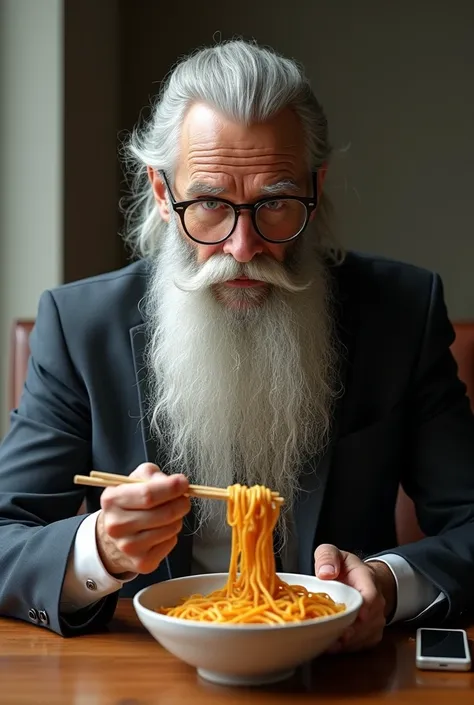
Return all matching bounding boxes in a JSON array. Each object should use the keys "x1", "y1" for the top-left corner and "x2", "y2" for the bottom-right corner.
[{"x1": 416, "y1": 628, "x2": 471, "y2": 672}]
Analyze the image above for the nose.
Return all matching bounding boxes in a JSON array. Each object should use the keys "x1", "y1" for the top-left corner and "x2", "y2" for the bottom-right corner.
[{"x1": 222, "y1": 211, "x2": 264, "y2": 263}]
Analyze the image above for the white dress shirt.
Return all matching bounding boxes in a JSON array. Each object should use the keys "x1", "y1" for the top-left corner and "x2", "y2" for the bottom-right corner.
[{"x1": 60, "y1": 510, "x2": 444, "y2": 622}]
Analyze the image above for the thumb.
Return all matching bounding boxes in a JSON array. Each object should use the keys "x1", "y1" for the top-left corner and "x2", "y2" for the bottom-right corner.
[
  {"x1": 129, "y1": 462, "x2": 162, "y2": 481},
  {"x1": 314, "y1": 543, "x2": 342, "y2": 579}
]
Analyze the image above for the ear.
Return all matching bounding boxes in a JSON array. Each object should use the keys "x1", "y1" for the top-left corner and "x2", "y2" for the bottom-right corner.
[
  {"x1": 317, "y1": 162, "x2": 328, "y2": 195},
  {"x1": 148, "y1": 167, "x2": 171, "y2": 222},
  {"x1": 309, "y1": 162, "x2": 329, "y2": 222}
]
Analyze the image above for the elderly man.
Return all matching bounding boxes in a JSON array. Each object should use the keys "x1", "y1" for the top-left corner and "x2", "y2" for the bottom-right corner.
[{"x1": 0, "y1": 39, "x2": 473, "y2": 650}]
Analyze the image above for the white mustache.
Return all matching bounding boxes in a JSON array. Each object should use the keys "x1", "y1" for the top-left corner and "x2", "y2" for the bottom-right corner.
[{"x1": 173, "y1": 254, "x2": 312, "y2": 294}]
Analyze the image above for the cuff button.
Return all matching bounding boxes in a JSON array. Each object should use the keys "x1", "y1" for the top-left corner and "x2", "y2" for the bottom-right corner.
[{"x1": 28, "y1": 608, "x2": 39, "y2": 622}]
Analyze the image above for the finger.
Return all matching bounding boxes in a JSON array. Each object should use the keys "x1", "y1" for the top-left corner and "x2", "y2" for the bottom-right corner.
[
  {"x1": 128, "y1": 535, "x2": 179, "y2": 575},
  {"x1": 341, "y1": 626, "x2": 356, "y2": 643},
  {"x1": 327, "y1": 625, "x2": 358, "y2": 654},
  {"x1": 339, "y1": 624, "x2": 385, "y2": 653},
  {"x1": 104, "y1": 497, "x2": 190, "y2": 538},
  {"x1": 337, "y1": 611, "x2": 386, "y2": 653},
  {"x1": 101, "y1": 472, "x2": 189, "y2": 511},
  {"x1": 129, "y1": 462, "x2": 163, "y2": 481},
  {"x1": 314, "y1": 544, "x2": 341, "y2": 579},
  {"x1": 116, "y1": 518, "x2": 183, "y2": 556}
]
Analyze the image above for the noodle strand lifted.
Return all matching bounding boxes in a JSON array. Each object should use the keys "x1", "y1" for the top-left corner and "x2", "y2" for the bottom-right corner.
[{"x1": 157, "y1": 484, "x2": 346, "y2": 624}]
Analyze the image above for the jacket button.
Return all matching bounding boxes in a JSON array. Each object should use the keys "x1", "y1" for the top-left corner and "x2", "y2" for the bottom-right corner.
[
  {"x1": 86, "y1": 579, "x2": 97, "y2": 591},
  {"x1": 38, "y1": 610, "x2": 49, "y2": 625},
  {"x1": 28, "y1": 608, "x2": 38, "y2": 622}
]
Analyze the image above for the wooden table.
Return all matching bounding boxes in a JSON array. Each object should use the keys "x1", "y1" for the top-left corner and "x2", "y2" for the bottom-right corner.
[{"x1": 0, "y1": 600, "x2": 472, "y2": 704}]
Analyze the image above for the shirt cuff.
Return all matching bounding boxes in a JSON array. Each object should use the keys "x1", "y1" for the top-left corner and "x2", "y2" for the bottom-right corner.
[
  {"x1": 365, "y1": 553, "x2": 445, "y2": 624},
  {"x1": 60, "y1": 510, "x2": 137, "y2": 614}
]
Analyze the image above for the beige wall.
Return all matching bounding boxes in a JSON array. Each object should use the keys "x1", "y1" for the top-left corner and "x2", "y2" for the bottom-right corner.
[{"x1": 0, "y1": 0, "x2": 63, "y2": 434}]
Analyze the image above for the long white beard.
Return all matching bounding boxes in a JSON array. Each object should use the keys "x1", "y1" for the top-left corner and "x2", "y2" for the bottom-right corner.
[{"x1": 143, "y1": 218, "x2": 339, "y2": 538}]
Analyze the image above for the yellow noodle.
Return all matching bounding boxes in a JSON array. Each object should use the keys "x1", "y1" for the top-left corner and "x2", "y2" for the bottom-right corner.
[{"x1": 156, "y1": 484, "x2": 346, "y2": 624}]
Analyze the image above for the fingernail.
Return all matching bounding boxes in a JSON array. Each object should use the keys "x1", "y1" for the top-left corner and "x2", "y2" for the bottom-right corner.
[{"x1": 318, "y1": 564, "x2": 335, "y2": 577}]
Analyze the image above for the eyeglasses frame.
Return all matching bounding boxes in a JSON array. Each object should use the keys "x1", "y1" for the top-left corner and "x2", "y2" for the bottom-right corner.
[{"x1": 159, "y1": 170, "x2": 319, "y2": 245}]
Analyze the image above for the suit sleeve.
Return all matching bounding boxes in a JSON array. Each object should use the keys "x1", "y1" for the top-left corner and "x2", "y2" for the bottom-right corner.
[
  {"x1": 0, "y1": 290, "x2": 118, "y2": 635},
  {"x1": 386, "y1": 273, "x2": 474, "y2": 623}
]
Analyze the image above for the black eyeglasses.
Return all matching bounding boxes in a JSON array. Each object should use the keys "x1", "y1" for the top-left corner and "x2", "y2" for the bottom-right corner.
[{"x1": 160, "y1": 170, "x2": 318, "y2": 245}]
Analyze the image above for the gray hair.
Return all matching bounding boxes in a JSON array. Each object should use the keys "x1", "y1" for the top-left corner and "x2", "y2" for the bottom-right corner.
[{"x1": 122, "y1": 39, "x2": 339, "y2": 260}]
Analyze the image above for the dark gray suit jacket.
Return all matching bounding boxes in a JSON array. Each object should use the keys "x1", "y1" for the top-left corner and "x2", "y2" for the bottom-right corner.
[{"x1": 1, "y1": 252, "x2": 473, "y2": 636}]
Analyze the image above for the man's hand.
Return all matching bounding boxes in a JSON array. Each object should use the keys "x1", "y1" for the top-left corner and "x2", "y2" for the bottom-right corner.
[
  {"x1": 314, "y1": 544, "x2": 397, "y2": 653},
  {"x1": 96, "y1": 463, "x2": 190, "y2": 576}
]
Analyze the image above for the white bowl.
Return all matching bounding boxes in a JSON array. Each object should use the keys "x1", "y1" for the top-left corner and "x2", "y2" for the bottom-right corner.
[{"x1": 133, "y1": 572, "x2": 362, "y2": 686}]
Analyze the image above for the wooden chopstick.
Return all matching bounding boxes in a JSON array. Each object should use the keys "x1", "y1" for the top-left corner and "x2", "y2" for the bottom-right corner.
[
  {"x1": 90, "y1": 471, "x2": 282, "y2": 500},
  {"x1": 74, "y1": 475, "x2": 119, "y2": 489},
  {"x1": 91, "y1": 471, "x2": 233, "y2": 499},
  {"x1": 73, "y1": 470, "x2": 284, "y2": 504}
]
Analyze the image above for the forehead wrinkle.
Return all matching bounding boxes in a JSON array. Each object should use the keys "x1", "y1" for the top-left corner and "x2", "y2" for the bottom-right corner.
[
  {"x1": 187, "y1": 158, "x2": 298, "y2": 173},
  {"x1": 188, "y1": 146, "x2": 298, "y2": 161}
]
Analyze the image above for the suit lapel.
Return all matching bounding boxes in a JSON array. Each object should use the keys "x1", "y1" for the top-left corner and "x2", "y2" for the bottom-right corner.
[
  {"x1": 129, "y1": 324, "x2": 160, "y2": 467},
  {"x1": 294, "y1": 260, "x2": 357, "y2": 574},
  {"x1": 129, "y1": 322, "x2": 194, "y2": 579},
  {"x1": 294, "y1": 454, "x2": 335, "y2": 574}
]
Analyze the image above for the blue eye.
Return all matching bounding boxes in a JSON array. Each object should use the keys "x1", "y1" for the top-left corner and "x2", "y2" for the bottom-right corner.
[
  {"x1": 201, "y1": 201, "x2": 222, "y2": 210},
  {"x1": 264, "y1": 200, "x2": 285, "y2": 211}
]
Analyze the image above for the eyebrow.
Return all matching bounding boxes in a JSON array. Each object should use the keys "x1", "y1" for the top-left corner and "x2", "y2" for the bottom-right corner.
[
  {"x1": 260, "y1": 179, "x2": 301, "y2": 195},
  {"x1": 185, "y1": 182, "x2": 226, "y2": 198},
  {"x1": 185, "y1": 178, "x2": 301, "y2": 199}
]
